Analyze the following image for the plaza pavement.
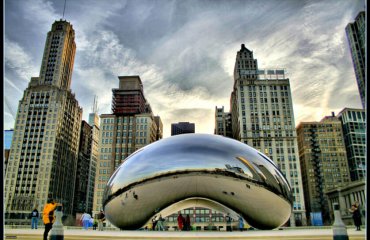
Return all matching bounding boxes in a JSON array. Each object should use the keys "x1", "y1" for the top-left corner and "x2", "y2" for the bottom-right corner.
[{"x1": 4, "y1": 227, "x2": 366, "y2": 240}]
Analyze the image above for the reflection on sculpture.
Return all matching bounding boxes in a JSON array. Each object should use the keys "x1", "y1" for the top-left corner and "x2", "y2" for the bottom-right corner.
[{"x1": 103, "y1": 134, "x2": 293, "y2": 230}]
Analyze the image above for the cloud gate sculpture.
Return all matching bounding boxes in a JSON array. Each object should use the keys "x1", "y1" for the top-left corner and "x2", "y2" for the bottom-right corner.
[{"x1": 103, "y1": 134, "x2": 293, "y2": 230}]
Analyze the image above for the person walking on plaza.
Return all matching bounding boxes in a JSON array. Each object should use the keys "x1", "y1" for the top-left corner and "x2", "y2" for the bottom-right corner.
[
  {"x1": 226, "y1": 213, "x2": 232, "y2": 232},
  {"x1": 80, "y1": 212, "x2": 92, "y2": 230},
  {"x1": 184, "y1": 214, "x2": 191, "y2": 231},
  {"x1": 152, "y1": 215, "x2": 158, "y2": 231},
  {"x1": 156, "y1": 214, "x2": 165, "y2": 231},
  {"x1": 93, "y1": 217, "x2": 98, "y2": 230},
  {"x1": 42, "y1": 198, "x2": 60, "y2": 240},
  {"x1": 31, "y1": 207, "x2": 39, "y2": 229},
  {"x1": 97, "y1": 210, "x2": 105, "y2": 231},
  {"x1": 349, "y1": 201, "x2": 362, "y2": 231},
  {"x1": 238, "y1": 215, "x2": 244, "y2": 231},
  {"x1": 177, "y1": 212, "x2": 185, "y2": 231}
]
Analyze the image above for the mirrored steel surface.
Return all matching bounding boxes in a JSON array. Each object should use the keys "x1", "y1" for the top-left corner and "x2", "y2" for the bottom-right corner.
[{"x1": 103, "y1": 134, "x2": 293, "y2": 230}]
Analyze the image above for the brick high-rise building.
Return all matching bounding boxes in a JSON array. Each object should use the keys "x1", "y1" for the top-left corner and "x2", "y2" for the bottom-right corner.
[
  {"x1": 230, "y1": 44, "x2": 306, "y2": 226},
  {"x1": 296, "y1": 113, "x2": 351, "y2": 225},
  {"x1": 93, "y1": 76, "x2": 161, "y2": 217},
  {"x1": 345, "y1": 11, "x2": 366, "y2": 108},
  {"x1": 4, "y1": 19, "x2": 82, "y2": 224},
  {"x1": 112, "y1": 76, "x2": 146, "y2": 115}
]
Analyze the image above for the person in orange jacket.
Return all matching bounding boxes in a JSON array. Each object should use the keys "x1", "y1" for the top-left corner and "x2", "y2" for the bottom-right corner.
[{"x1": 42, "y1": 198, "x2": 61, "y2": 240}]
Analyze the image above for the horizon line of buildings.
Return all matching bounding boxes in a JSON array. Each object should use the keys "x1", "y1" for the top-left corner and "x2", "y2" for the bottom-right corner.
[{"x1": 4, "y1": 11, "x2": 366, "y2": 228}]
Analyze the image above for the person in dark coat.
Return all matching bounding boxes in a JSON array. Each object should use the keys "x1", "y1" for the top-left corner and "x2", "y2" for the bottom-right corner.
[
  {"x1": 184, "y1": 214, "x2": 191, "y2": 231},
  {"x1": 349, "y1": 201, "x2": 362, "y2": 231},
  {"x1": 31, "y1": 208, "x2": 39, "y2": 229},
  {"x1": 226, "y1": 213, "x2": 232, "y2": 232},
  {"x1": 152, "y1": 215, "x2": 158, "y2": 231}
]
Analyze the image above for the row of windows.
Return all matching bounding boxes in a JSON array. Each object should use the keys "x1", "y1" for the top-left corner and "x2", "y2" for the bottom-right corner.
[
  {"x1": 241, "y1": 85, "x2": 289, "y2": 91},
  {"x1": 102, "y1": 117, "x2": 150, "y2": 125}
]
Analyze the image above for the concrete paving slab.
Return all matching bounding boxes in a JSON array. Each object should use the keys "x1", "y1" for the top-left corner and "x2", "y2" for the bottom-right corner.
[{"x1": 4, "y1": 228, "x2": 366, "y2": 240}]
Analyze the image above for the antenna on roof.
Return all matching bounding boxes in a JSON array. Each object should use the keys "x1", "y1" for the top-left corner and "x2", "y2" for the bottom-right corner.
[{"x1": 62, "y1": 0, "x2": 67, "y2": 19}]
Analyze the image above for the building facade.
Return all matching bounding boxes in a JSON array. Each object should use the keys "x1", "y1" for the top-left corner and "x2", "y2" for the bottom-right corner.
[
  {"x1": 214, "y1": 106, "x2": 232, "y2": 138},
  {"x1": 230, "y1": 44, "x2": 306, "y2": 226},
  {"x1": 325, "y1": 180, "x2": 365, "y2": 226},
  {"x1": 296, "y1": 114, "x2": 351, "y2": 225},
  {"x1": 4, "y1": 19, "x2": 82, "y2": 224},
  {"x1": 345, "y1": 11, "x2": 366, "y2": 108},
  {"x1": 171, "y1": 122, "x2": 195, "y2": 136},
  {"x1": 92, "y1": 76, "x2": 162, "y2": 217},
  {"x1": 73, "y1": 121, "x2": 93, "y2": 215},
  {"x1": 337, "y1": 108, "x2": 366, "y2": 181},
  {"x1": 154, "y1": 116, "x2": 164, "y2": 140}
]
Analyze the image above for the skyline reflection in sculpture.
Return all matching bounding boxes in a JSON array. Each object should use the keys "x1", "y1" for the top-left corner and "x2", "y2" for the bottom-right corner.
[{"x1": 103, "y1": 134, "x2": 293, "y2": 230}]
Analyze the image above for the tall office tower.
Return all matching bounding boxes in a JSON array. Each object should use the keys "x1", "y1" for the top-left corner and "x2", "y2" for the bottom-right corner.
[
  {"x1": 88, "y1": 98, "x2": 100, "y2": 217},
  {"x1": 4, "y1": 20, "x2": 82, "y2": 224},
  {"x1": 296, "y1": 113, "x2": 351, "y2": 225},
  {"x1": 171, "y1": 122, "x2": 195, "y2": 136},
  {"x1": 73, "y1": 121, "x2": 93, "y2": 215},
  {"x1": 337, "y1": 108, "x2": 366, "y2": 181},
  {"x1": 4, "y1": 129, "x2": 14, "y2": 174},
  {"x1": 93, "y1": 76, "x2": 161, "y2": 215},
  {"x1": 214, "y1": 106, "x2": 232, "y2": 138},
  {"x1": 345, "y1": 11, "x2": 366, "y2": 108},
  {"x1": 230, "y1": 44, "x2": 306, "y2": 226}
]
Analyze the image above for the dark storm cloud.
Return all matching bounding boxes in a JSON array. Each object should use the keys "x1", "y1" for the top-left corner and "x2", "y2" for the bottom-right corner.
[{"x1": 4, "y1": 0, "x2": 364, "y2": 137}]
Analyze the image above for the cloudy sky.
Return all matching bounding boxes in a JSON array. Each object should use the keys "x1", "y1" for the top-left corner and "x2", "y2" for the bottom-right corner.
[{"x1": 4, "y1": 0, "x2": 364, "y2": 138}]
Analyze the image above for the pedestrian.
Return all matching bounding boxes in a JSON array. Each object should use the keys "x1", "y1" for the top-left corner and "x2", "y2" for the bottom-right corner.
[
  {"x1": 42, "y1": 198, "x2": 60, "y2": 240},
  {"x1": 31, "y1": 207, "x2": 39, "y2": 229},
  {"x1": 97, "y1": 210, "x2": 105, "y2": 231},
  {"x1": 156, "y1": 214, "x2": 165, "y2": 231},
  {"x1": 93, "y1": 217, "x2": 98, "y2": 230},
  {"x1": 177, "y1": 212, "x2": 184, "y2": 231},
  {"x1": 226, "y1": 213, "x2": 232, "y2": 232},
  {"x1": 184, "y1": 214, "x2": 191, "y2": 231},
  {"x1": 80, "y1": 212, "x2": 92, "y2": 230},
  {"x1": 152, "y1": 215, "x2": 158, "y2": 231},
  {"x1": 349, "y1": 201, "x2": 362, "y2": 231},
  {"x1": 238, "y1": 215, "x2": 244, "y2": 231}
]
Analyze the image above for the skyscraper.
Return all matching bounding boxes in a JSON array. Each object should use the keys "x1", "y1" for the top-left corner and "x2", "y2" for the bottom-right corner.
[
  {"x1": 230, "y1": 44, "x2": 306, "y2": 226},
  {"x1": 112, "y1": 76, "x2": 147, "y2": 115},
  {"x1": 337, "y1": 108, "x2": 366, "y2": 181},
  {"x1": 4, "y1": 19, "x2": 82, "y2": 224},
  {"x1": 73, "y1": 121, "x2": 93, "y2": 215},
  {"x1": 88, "y1": 98, "x2": 100, "y2": 217},
  {"x1": 171, "y1": 122, "x2": 195, "y2": 136},
  {"x1": 92, "y1": 76, "x2": 162, "y2": 216},
  {"x1": 345, "y1": 11, "x2": 366, "y2": 108},
  {"x1": 296, "y1": 113, "x2": 351, "y2": 225}
]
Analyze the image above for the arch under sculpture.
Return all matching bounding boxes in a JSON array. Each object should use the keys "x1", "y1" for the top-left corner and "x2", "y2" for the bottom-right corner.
[{"x1": 103, "y1": 134, "x2": 293, "y2": 230}]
